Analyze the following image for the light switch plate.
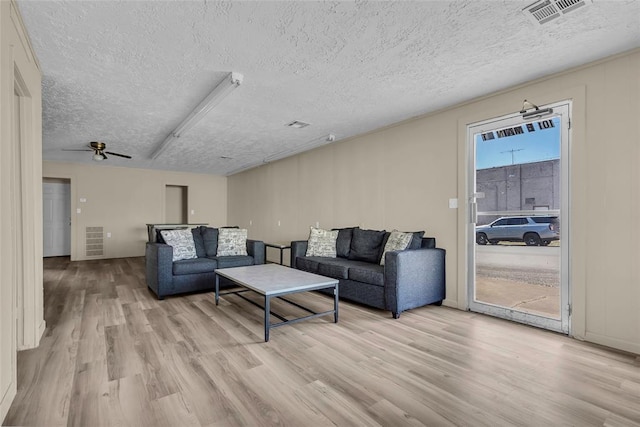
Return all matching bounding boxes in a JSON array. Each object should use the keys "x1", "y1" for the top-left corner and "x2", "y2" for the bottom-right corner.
[
  {"x1": 76, "y1": 208, "x2": 81, "y2": 214},
  {"x1": 79, "y1": 198, "x2": 87, "y2": 203},
  {"x1": 449, "y1": 198, "x2": 458, "y2": 209}
]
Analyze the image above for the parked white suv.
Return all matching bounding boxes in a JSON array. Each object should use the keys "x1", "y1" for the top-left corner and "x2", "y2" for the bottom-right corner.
[{"x1": 475, "y1": 216, "x2": 560, "y2": 246}]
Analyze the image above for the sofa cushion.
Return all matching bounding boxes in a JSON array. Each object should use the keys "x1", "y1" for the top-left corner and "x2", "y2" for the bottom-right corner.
[
  {"x1": 316, "y1": 258, "x2": 355, "y2": 280},
  {"x1": 201, "y1": 227, "x2": 219, "y2": 257},
  {"x1": 348, "y1": 263, "x2": 384, "y2": 287},
  {"x1": 217, "y1": 228, "x2": 248, "y2": 256},
  {"x1": 160, "y1": 229, "x2": 198, "y2": 261},
  {"x1": 173, "y1": 258, "x2": 217, "y2": 275},
  {"x1": 348, "y1": 228, "x2": 386, "y2": 264},
  {"x1": 421, "y1": 237, "x2": 436, "y2": 249},
  {"x1": 380, "y1": 230, "x2": 414, "y2": 266},
  {"x1": 191, "y1": 227, "x2": 206, "y2": 258},
  {"x1": 306, "y1": 227, "x2": 338, "y2": 257},
  {"x1": 155, "y1": 229, "x2": 167, "y2": 243},
  {"x1": 408, "y1": 231, "x2": 426, "y2": 249},
  {"x1": 296, "y1": 256, "x2": 322, "y2": 274},
  {"x1": 332, "y1": 226, "x2": 358, "y2": 258},
  {"x1": 213, "y1": 255, "x2": 254, "y2": 268}
]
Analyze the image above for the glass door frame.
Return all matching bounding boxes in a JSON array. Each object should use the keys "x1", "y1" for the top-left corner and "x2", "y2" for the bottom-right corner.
[{"x1": 466, "y1": 100, "x2": 571, "y2": 334}]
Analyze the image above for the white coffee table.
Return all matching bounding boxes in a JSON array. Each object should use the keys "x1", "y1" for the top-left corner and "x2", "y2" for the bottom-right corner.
[{"x1": 214, "y1": 264, "x2": 339, "y2": 342}]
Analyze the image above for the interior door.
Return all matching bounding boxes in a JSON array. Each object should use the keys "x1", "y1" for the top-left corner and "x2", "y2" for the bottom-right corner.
[
  {"x1": 43, "y1": 182, "x2": 71, "y2": 257},
  {"x1": 467, "y1": 101, "x2": 570, "y2": 334}
]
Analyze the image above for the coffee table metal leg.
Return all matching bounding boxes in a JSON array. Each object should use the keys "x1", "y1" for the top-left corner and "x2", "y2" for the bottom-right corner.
[
  {"x1": 334, "y1": 284, "x2": 339, "y2": 323},
  {"x1": 264, "y1": 296, "x2": 270, "y2": 342},
  {"x1": 215, "y1": 274, "x2": 220, "y2": 306}
]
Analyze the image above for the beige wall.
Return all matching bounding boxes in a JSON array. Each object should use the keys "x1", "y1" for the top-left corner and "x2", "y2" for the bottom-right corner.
[
  {"x1": 43, "y1": 162, "x2": 228, "y2": 261},
  {"x1": 228, "y1": 49, "x2": 640, "y2": 355},
  {"x1": 1, "y1": 0, "x2": 43, "y2": 420}
]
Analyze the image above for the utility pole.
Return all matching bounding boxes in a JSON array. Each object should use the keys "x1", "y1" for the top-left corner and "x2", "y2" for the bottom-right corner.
[{"x1": 501, "y1": 148, "x2": 524, "y2": 165}]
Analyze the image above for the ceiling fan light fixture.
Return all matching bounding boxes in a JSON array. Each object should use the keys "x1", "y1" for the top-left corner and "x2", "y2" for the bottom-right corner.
[{"x1": 92, "y1": 152, "x2": 105, "y2": 161}]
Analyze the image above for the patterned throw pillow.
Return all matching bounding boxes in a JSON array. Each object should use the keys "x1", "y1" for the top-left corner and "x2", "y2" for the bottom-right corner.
[
  {"x1": 380, "y1": 230, "x2": 413, "y2": 266},
  {"x1": 160, "y1": 229, "x2": 198, "y2": 262},
  {"x1": 217, "y1": 228, "x2": 248, "y2": 256},
  {"x1": 306, "y1": 227, "x2": 339, "y2": 257}
]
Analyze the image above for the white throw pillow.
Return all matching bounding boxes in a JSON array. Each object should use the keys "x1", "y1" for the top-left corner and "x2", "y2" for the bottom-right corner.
[
  {"x1": 380, "y1": 230, "x2": 413, "y2": 265},
  {"x1": 160, "y1": 229, "x2": 198, "y2": 262},
  {"x1": 306, "y1": 227, "x2": 338, "y2": 257},
  {"x1": 217, "y1": 228, "x2": 248, "y2": 256}
]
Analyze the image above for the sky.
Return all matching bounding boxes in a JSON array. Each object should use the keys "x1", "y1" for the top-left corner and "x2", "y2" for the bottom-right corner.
[{"x1": 475, "y1": 116, "x2": 561, "y2": 169}]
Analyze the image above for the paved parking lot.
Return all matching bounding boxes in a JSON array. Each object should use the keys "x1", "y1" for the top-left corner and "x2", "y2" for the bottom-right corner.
[{"x1": 475, "y1": 244, "x2": 561, "y2": 318}]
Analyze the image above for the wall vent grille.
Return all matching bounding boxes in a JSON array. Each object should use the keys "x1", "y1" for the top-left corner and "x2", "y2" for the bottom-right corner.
[
  {"x1": 86, "y1": 226, "x2": 104, "y2": 256},
  {"x1": 523, "y1": 0, "x2": 591, "y2": 25}
]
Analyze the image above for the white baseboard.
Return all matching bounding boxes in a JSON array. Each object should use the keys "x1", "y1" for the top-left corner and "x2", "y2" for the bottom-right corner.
[
  {"x1": 38, "y1": 320, "x2": 46, "y2": 342},
  {"x1": 584, "y1": 331, "x2": 640, "y2": 355},
  {"x1": 0, "y1": 382, "x2": 17, "y2": 426}
]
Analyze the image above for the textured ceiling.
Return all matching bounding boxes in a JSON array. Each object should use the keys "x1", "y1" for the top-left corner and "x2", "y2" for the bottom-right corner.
[{"x1": 17, "y1": 0, "x2": 640, "y2": 175}]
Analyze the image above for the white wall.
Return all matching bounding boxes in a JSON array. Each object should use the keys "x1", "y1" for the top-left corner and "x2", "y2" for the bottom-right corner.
[
  {"x1": 0, "y1": 0, "x2": 43, "y2": 420},
  {"x1": 228, "y1": 49, "x2": 640, "y2": 355},
  {"x1": 43, "y1": 162, "x2": 228, "y2": 261}
]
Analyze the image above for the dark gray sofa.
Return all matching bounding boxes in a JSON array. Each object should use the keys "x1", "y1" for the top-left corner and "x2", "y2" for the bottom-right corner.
[
  {"x1": 146, "y1": 226, "x2": 265, "y2": 299},
  {"x1": 291, "y1": 228, "x2": 445, "y2": 318}
]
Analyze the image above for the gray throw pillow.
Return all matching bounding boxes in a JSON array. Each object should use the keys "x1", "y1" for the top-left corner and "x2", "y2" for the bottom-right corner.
[
  {"x1": 380, "y1": 230, "x2": 414, "y2": 265},
  {"x1": 332, "y1": 226, "x2": 359, "y2": 258},
  {"x1": 348, "y1": 228, "x2": 386, "y2": 263},
  {"x1": 306, "y1": 227, "x2": 338, "y2": 257},
  {"x1": 408, "y1": 231, "x2": 426, "y2": 249},
  {"x1": 191, "y1": 227, "x2": 206, "y2": 258},
  {"x1": 200, "y1": 226, "x2": 219, "y2": 257},
  {"x1": 160, "y1": 229, "x2": 198, "y2": 261},
  {"x1": 217, "y1": 228, "x2": 248, "y2": 256}
]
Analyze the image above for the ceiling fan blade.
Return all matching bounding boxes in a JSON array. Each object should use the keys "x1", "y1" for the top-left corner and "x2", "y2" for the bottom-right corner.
[
  {"x1": 105, "y1": 151, "x2": 132, "y2": 159},
  {"x1": 62, "y1": 149, "x2": 93, "y2": 152}
]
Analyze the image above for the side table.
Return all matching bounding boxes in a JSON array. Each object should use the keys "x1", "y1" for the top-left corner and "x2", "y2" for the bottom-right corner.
[{"x1": 264, "y1": 243, "x2": 291, "y2": 265}]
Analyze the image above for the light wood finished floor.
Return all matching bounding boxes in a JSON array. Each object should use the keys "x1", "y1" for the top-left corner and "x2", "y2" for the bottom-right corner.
[{"x1": 3, "y1": 257, "x2": 640, "y2": 427}]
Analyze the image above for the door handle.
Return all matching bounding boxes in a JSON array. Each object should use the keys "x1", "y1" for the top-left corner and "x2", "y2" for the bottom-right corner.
[{"x1": 470, "y1": 201, "x2": 477, "y2": 224}]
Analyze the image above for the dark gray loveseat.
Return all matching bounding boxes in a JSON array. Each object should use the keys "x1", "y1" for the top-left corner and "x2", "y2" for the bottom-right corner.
[
  {"x1": 291, "y1": 227, "x2": 445, "y2": 318},
  {"x1": 146, "y1": 226, "x2": 265, "y2": 299}
]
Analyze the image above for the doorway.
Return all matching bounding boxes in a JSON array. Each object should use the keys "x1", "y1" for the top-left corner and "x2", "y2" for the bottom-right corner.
[
  {"x1": 467, "y1": 101, "x2": 570, "y2": 333},
  {"x1": 165, "y1": 185, "x2": 188, "y2": 223},
  {"x1": 43, "y1": 180, "x2": 71, "y2": 257}
]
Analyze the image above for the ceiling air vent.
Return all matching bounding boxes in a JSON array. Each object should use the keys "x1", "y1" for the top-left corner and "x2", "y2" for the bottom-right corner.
[
  {"x1": 286, "y1": 120, "x2": 310, "y2": 129},
  {"x1": 523, "y1": 0, "x2": 591, "y2": 25}
]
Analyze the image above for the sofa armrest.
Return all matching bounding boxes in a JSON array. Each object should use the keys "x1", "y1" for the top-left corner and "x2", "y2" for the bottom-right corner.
[
  {"x1": 145, "y1": 242, "x2": 174, "y2": 299},
  {"x1": 290, "y1": 240, "x2": 308, "y2": 269},
  {"x1": 247, "y1": 239, "x2": 265, "y2": 265},
  {"x1": 384, "y1": 248, "x2": 446, "y2": 317}
]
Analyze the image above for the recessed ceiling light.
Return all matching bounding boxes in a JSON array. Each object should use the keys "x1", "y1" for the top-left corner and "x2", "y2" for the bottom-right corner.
[{"x1": 286, "y1": 120, "x2": 310, "y2": 129}]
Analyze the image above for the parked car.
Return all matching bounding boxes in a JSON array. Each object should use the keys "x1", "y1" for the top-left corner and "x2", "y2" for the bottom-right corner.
[{"x1": 476, "y1": 216, "x2": 560, "y2": 246}]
